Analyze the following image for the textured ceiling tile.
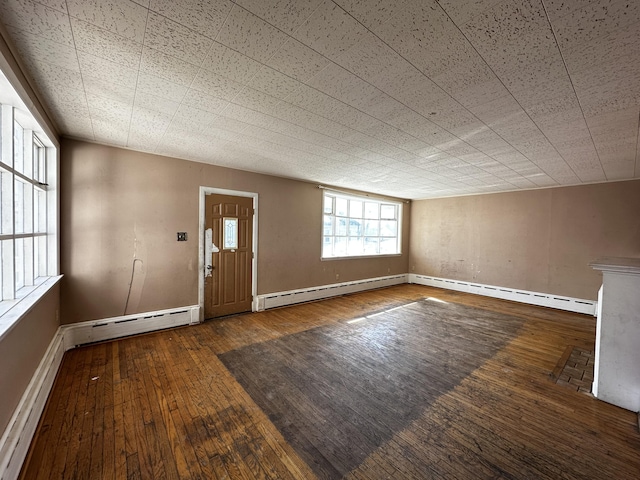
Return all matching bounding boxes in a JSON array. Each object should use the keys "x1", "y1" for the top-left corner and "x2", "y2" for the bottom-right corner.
[
  {"x1": 86, "y1": 92, "x2": 132, "y2": 124},
  {"x1": 144, "y1": 12, "x2": 213, "y2": 65},
  {"x1": 137, "y1": 72, "x2": 188, "y2": 102},
  {"x1": 71, "y1": 18, "x2": 143, "y2": 68},
  {"x1": 66, "y1": 0, "x2": 147, "y2": 43},
  {"x1": 182, "y1": 89, "x2": 229, "y2": 114},
  {"x1": 374, "y1": 2, "x2": 474, "y2": 78},
  {"x1": 235, "y1": 0, "x2": 324, "y2": 34},
  {"x1": 246, "y1": 67, "x2": 301, "y2": 99},
  {"x1": 561, "y1": 20, "x2": 640, "y2": 77},
  {"x1": 0, "y1": 0, "x2": 74, "y2": 46},
  {"x1": 501, "y1": 58, "x2": 570, "y2": 106},
  {"x1": 525, "y1": 94, "x2": 582, "y2": 125},
  {"x1": 600, "y1": 157, "x2": 635, "y2": 180},
  {"x1": 134, "y1": 91, "x2": 180, "y2": 116},
  {"x1": 292, "y1": 0, "x2": 368, "y2": 59},
  {"x1": 437, "y1": 0, "x2": 505, "y2": 26},
  {"x1": 91, "y1": 120, "x2": 130, "y2": 145},
  {"x1": 23, "y1": 60, "x2": 84, "y2": 94},
  {"x1": 173, "y1": 104, "x2": 220, "y2": 128},
  {"x1": 200, "y1": 42, "x2": 263, "y2": 83},
  {"x1": 34, "y1": 0, "x2": 68, "y2": 13},
  {"x1": 216, "y1": 5, "x2": 289, "y2": 62},
  {"x1": 140, "y1": 46, "x2": 200, "y2": 86},
  {"x1": 469, "y1": 94, "x2": 522, "y2": 126},
  {"x1": 191, "y1": 69, "x2": 245, "y2": 100},
  {"x1": 83, "y1": 73, "x2": 136, "y2": 103},
  {"x1": 332, "y1": 0, "x2": 409, "y2": 31},
  {"x1": 78, "y1": 54, "x2": 137, "y2": 90},
  {"x1": 285, "y1": 85, "x2": 379, "y2": 131},
  {"x1": 5, "y1": 26, "x2": 79, "y2": 72},
  {"x1": 231, "y1": 87, "x2": 282, "y2": 113},
  {"x1": 552, "y1": 1, "x2": 640, "y2": 52},
  {"x1": 578, "y1": 76, "x2": 639, "y2": 117},
  {"x1": 149, "y1": 0, "x2": 233, "y2": 35},
  {"x1": 266, "y1": 37, "x2": 331, "y2": 82}
]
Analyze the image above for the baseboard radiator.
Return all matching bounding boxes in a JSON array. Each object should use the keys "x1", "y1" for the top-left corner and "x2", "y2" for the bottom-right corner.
[
  {"x1": 257, "y1": 274, "x2": 409, "y2": 310},
  {"x1": 409, "y1": 274, "x2": 597, "y2": 316},
  {"x1": 62, "y1": 305, "x2": 200, "y2": 350}
]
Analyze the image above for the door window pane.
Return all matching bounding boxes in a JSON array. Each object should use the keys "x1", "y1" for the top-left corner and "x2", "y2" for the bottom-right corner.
[{"x1": 223, "y1": 217, "x2": 238, "y2": 249}]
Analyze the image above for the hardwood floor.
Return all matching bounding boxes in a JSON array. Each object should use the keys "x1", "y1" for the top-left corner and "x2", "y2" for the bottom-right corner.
[{"x1": 20, "y1": 285, "x2": 640, "y2": 479}]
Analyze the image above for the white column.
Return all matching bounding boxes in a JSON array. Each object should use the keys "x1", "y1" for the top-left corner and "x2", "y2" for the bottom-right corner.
[{"x1": 590, "y1": 257, "x2": 640, "y2": 412}]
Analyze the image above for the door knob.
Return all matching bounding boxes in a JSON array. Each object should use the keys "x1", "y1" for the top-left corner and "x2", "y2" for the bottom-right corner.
[{"x1": 207, "y1": 265, "x2": 214, "y2": 270}]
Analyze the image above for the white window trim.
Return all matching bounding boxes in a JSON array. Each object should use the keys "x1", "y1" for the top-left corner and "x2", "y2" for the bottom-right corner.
[
  {"x1": 321, "y1": 188, "x2": 403, "y2": 260},
  {"x1": 0, "y1": 65, "x2": 59, "y2": 338}
]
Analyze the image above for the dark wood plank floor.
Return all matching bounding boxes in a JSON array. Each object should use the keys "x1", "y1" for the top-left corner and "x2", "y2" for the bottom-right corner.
[{"x1": 20, "y1": 285, "x2": 640, "y2": 479}]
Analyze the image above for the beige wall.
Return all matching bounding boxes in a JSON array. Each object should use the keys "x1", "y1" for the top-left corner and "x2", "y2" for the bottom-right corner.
[
  {"x1": 0, "y1": 284, "x2": 60, "y2": 437},
  {"x1": 409, "y1": 180, "x2": 640, "y2": 300},
  {"x1": 60, "y1": 139, "x2": 410, "y2": 324}
]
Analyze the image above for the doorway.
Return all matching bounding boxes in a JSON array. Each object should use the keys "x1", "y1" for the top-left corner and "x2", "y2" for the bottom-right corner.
[{"x1": 199, "y1": 188, "x2": 258, "y2": 321}]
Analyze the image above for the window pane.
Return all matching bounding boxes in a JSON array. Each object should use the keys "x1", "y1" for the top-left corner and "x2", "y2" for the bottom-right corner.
[
  {"x1": 334, "y1": 236, "x2": 347, "y2": 257},
  {"x1": 364, "y1": 237, "x2": 379, "y2": 255},
  {"x1": 336, "y1": 217, "x2": 347, "y2": 236},
  {"x1": 322, "y1": 236, "x2": 333, "y2": 257},
  {"x1": 13, "y1": 120, "x2": 23, "y2": 173},
  {"x1": 349, "y1": 200, "x2": 362, "y2": 218},
  {"x1": 336, "y1": 197, "x2": 348, "y2": 217},
  {"x1": 14, "y1": 179, "x2": 33, "y2": 234},
  {"x1": 35, "y1": 187, "x2": 46, "y2": 233},
  {"x1": 323, "y1": 195, "x2": 333, "y2": 214},
  {"x1": 1, "y1": 168, "x2": 12, "y2": 234},
  {"x1": 1, "y1": 239, "x2": 13, "y2": 301},
  {"x1": 364, "y1": 219, "x2": 379, "y2": 236},
  {"x1": 364, "y1": 202, "x2": 378, "y2": 219},
  {"x1": 348, "y1": 218, "x2": 362, "y2": 236},
  {"x1": 15, "y1": 237, "x2": 23, "y2": 290},
  {"x1": 347, "y1": 237, "x2": 362, "y2": 255},
  {"x1": 323, "y1": 215, "x2": 333, "y2": 236},
  {"x1": 380, "y1": 220, "x2": 397, "y2": 237},
  {"x1": 380, "y1": 204, "x2": 396, "y2": 219},
  {"x1": 223, "y1": 217, "x2": 238, "y2": 249},
  {"x1": 380, "y1": 237, "x2": 397, "y2": 254},
  {"x1": 16, "y1": 237, "x2": 33, "y2": 291},
  {"x1": 35, "y1": 235, "x2": 46, "y2": 278}
]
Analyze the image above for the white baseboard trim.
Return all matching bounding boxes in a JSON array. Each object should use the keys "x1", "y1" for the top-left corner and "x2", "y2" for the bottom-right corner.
[
  {"x1": 409, "y1": 274, "x2": 597, "y2": 315},
  {"x1": 257, "y1": 274, "x2": 409, "y2": 310},
  {"x1": 0, "y1": 304, "x2": 200, "y2": 480},
  {"x1": 61, "y1": 305, "x2": 200, "y2": 350},
  {"x1": 0, "y1": 331, "x2": 64, "y2": 480}
]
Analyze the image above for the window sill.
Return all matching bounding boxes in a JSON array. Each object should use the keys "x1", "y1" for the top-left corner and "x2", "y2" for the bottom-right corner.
[
  {"x1": 0, "y1": 275, "x2": 62, "y2": 342},
  {"x1": 321, "y1": 253, "x2": 403, "y2": 261}
]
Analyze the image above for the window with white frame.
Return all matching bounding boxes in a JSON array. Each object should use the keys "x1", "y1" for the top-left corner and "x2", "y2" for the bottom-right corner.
[
  {"x1": 322, "y1": 191, "x2": 402, "y2": 258},
  {"x1": 0, "y1": 71, "x2": 57, "y2": 318}
]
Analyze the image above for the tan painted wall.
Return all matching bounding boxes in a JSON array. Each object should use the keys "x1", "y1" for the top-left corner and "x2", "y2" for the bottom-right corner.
[
  {"x1": 0, "y1": 284, "x2": 60, "y2": 437},
  {"x1": 60, "y1": 139, "x2": 410, "y2": 324},
  {"x1": 409, "y1": 180, "x2": 640, "y2": 300}
]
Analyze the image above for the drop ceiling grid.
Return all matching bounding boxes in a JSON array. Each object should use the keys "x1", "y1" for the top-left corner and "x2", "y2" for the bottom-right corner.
[{"x1": 0, "y1": 0, "x2": 638, "y2": 199}]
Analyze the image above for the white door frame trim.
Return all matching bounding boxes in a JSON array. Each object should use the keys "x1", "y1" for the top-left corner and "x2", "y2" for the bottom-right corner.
[{"x1": 198, "y1": 187, "x2": 259, "y2": 322}]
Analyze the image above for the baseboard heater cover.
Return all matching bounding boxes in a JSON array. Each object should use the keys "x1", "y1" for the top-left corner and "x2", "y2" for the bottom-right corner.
[
  {"x1": 62, "y1": 305, "x2": 201, "y2": 350},
  {"x1": 257, "y1": 274, "x2": 409, "y2": 310},
  {"x1": 409, "y1": 274, "x2": 596, "y2": 316}
]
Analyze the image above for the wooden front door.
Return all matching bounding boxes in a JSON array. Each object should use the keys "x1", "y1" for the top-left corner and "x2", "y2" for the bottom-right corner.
[{"x1": 204, "y1": 194, "x2": 253, "y2": 319}]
